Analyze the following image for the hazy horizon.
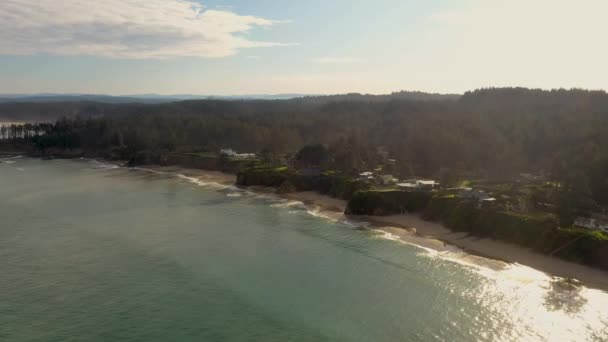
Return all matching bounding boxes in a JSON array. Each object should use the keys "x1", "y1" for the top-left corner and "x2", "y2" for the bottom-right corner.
[
  {"x1": 2, "y1": 0, "x2": 608, "y2": 95},
  {"x1": 1, "y1": 86, "x2": 607, "y2": 98}
]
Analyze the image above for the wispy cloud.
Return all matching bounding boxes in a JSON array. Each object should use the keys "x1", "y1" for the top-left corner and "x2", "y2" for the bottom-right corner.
[
  {"x1": 0, "y1": 0, "x2": 290, "y2": 59},
  {"x1": 313, "y1": 57, "x2": 363, "y2": 64}
]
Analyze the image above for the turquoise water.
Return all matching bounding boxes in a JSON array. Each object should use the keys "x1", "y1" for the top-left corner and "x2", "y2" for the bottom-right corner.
[{"x1": 1, "y1": 158, "x2": 607, "y2": 342}]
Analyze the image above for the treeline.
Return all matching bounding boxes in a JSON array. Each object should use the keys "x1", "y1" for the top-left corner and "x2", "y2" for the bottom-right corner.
[
  {"x1": 0, "y1": 123, "x2": 49, "y2": 140},
  {"x1": 7, "y1": 87, "x2": 608, "y2": 206}
]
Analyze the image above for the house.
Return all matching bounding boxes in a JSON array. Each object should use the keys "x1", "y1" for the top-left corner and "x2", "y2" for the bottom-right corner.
[
  {"x1": 233, "y1": 153, "x2": 256, "y2": 159},
  {"x1": 378, "y1": 174, "x2": 398, "y2": 185},
  {"x1": 397, "y1": 179, "x2": 439, "y2": 192},
  {"x1": 397, "y1": 182, "x2": 419, "y2": 191},
  {"x1": 220, "y1": 148, "x2": 236, "y2": 156},
  {"x1": 220, "y1": 148, "x2": 256, "y2": 159},
  {"x1": 417, "y1": 180, "x2": 439, "y2": 191},
  {"x1": 359, "y1": 171, "x2": 375, "y2": 182},
  {"x1": 458, "y1": 188, "x2": 496, "y2": 202},
  {"x1": 574, "y1": 217, "x2": 608, "y2": 233}
]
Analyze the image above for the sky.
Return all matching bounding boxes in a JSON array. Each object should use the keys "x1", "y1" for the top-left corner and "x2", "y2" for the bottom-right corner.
[{"x1": 0, "y1": 0, "x2": 607, "y2": 95}]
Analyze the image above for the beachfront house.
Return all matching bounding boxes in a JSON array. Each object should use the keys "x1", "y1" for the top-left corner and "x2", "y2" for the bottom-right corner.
[
  {"x1": 233, "y1": 153, "x2": 257, "y2": 159},
  {"x1": 574, "y1": 217, "x2": 608, "y2": 233},
  {"x1": 359, "y1": 171, "x2": 375, "y2": 182},
  {"x1": 379, "y1": 174, "x2": 398, "y2": 185},
  {"x1": 397, "y1": 182, "x2": 419, "y2": 191},
  {"x1": 417, "y1": 180, "x2": 439, "y2": 191},
  {"x1": 220, "y1": 148, "x2": 256, "y2": 160},
  {"x1": 220, "y1": 148, "x2": 236, "y2": 156},
  {"x1": 397, "y1": 179, "x2": 439, "y2": 192},
  {"x1": 458, "y1": 188, "x2": 496, "y2": 202}
]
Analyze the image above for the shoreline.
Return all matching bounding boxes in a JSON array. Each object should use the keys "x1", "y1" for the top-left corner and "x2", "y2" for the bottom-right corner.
[
  {"x1": 130, "y1": 165, "x2": 608, "y2": 291},
  {"x1": 136, "y1": 165, "x2": 237, "y2": 186},
  {"x1": 9, "y1": 157, "x2": 608, "y2": 291},
  {"x1": 269, "y1": 187, "x2": 608, "y2": 291}
]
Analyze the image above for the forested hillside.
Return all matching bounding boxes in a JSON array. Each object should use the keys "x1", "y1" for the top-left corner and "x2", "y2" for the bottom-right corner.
[{"x1": 3, "y1": 87, "x2": 608, "y2": 206}]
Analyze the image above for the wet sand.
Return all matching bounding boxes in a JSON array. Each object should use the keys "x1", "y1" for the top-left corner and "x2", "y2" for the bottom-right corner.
[{"x1": 279, "y1": 190, "x2": 608, "y2": 291}]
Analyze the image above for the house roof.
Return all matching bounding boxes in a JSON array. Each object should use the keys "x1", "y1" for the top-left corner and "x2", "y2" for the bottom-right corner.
[
  {"x1": 448, "y1": 187, "x2": 473, "y2": 191},
  {"x1": 417, "y1": 180, "x2": 437, "y2": 185}
]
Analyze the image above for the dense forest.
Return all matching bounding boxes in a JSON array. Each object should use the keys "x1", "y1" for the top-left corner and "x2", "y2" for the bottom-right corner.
[{"x1": 2, "y1": 87, "x2": 608, "y2": 207}]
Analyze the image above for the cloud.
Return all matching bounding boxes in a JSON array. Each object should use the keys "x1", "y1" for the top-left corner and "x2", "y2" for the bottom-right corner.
[
  {"x1": 313, "y1": 57, "x2": 363, "y2": 64},
  {"x1": 0, "y1": 0, "x2": 289, "y2": 59}
]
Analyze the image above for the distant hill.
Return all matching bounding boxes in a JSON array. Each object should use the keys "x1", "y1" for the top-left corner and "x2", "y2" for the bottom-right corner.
[
  {"x1": 0, "y1": 93, "x2": 315, "y2": 104},
  {"x1": 0, "y1": 94, "x2": 173, "y2": 104},
  {"x1": 0, "y1": 91, "x2": 460, "y2": 122}
]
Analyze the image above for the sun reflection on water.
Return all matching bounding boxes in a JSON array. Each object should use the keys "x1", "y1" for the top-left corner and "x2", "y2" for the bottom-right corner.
[{"x1": 458, "y1": 264, "x2": 608, "y2": 341}]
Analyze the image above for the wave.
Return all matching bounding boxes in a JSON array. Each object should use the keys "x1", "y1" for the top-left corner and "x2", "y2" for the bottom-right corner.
[
  {"x1": 89, "y1": 159, "x2": 120, "y2": 170},
  {"x1": 219, "y1": 185, "x2": 255, "y2": 197},
  {"x1": 92, "y1": 160, "x2": 594, "y2": 292},
  {"x1": 0, "y1": 155, "x2": 22, "y2": 164},
  {"x1": 273, "y1": 198, "x2": 533, "y2": 283},
  {"x1": 0, "y1": 155, "x2": 23, "y2": 160},
  {"x1": 368, "y1": 225, "x2": 514, "y2": 273},
  {"x1": 130, "y1": 166, "x2": 237, "y2": 194},
  {"x1": 270, "y1": 200, "x2": 308, "y2": 210}
]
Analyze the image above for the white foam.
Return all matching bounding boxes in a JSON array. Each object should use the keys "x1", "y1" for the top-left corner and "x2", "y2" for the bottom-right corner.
[
  {"x1": 340, "y1": 218, "x2": 370, "y2": 229},
  {"x1": 92, "y1": 161, "x2": 120, "y2": 170},
  {"x1": 96, "y1": 161, "x2": 584, "y2": 289},
  {"x1": 132, "y1": 167, "x2": 232, "y2": 191},
  {"x1": 0, "y1": 155, "x2": 23, "y2": 160},
  {"x1": 270, "y1": 200, "x2": 307, "y2": 210}
]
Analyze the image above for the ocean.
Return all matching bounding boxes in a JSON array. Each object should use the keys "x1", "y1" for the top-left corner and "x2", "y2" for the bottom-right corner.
[{"x1": 1, "y1": 157, "x2": 607, "y2": 341}]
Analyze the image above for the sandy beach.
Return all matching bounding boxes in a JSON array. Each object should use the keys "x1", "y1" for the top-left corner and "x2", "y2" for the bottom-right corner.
[
  {"x1": 139, "y1": 166, "x2": 608, "y2": 291},
  {"x1": 277, "y1": 189, "x2": 608, "y2": 291}
]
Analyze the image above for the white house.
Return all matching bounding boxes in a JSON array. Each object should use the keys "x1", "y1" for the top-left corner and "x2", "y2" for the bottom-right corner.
[
  {"x1": 233, "y1": 153, "x2": 256, "y2": 159},
  {"x1": 417, "y1": 180, "x2": 438, "y2": 190},
  {"x1": 220, "y1": 148, "x2": 256, "y2": 159},
  {"x1": 574, "y1": 217, "x2": 608, "y2": 233},
  {"x1": 359, "y1": 171, "x2": 375, "y2": 182},
  {"x1": 458, "y1": 188, "x2": 496, "y2": 202},
  {"x1": 397, "y1": 179, "x2": 439, "y2": 191},
  {"x1": 397, "y1": 182, "x2": 419, "y2": 191},
  {"x1": 220, "y1": 148, "x2": 236, "y2": 156},
  {"x1": 379, "y1": 174, "x2": 398, "y2": 185}
]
